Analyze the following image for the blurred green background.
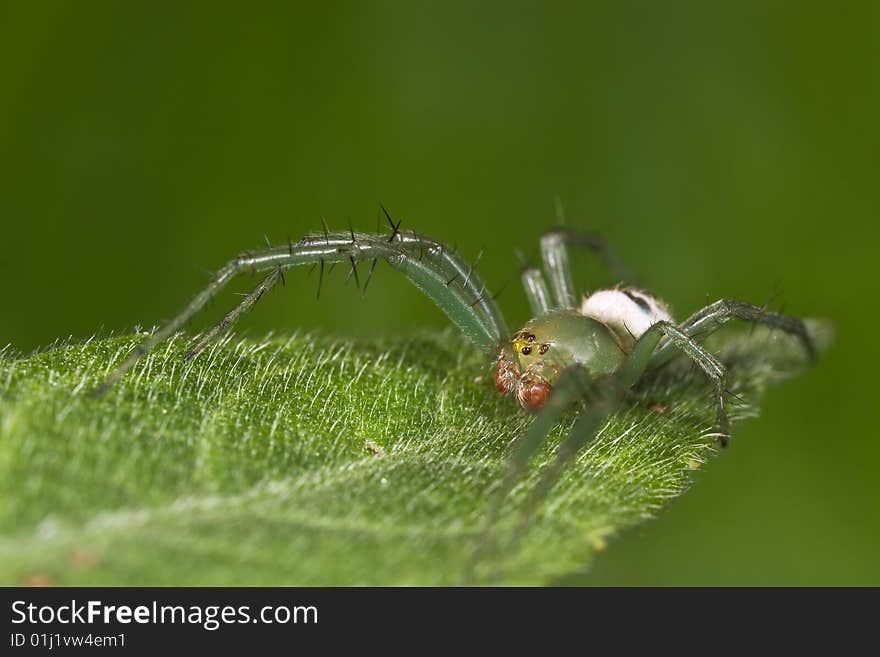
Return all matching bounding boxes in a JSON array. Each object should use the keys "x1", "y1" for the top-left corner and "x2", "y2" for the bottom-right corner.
[{"x1": 1, "y1": 1, "x2": 877, "y2": 585}]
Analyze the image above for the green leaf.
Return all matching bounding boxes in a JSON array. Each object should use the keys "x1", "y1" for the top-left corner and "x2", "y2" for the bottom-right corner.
[{"x1": 0, "y1": 321, "x2": 832, "y2": 585}]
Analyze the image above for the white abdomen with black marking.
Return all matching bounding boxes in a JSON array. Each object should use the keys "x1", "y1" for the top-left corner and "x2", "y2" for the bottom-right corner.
[{"x1": 580, "y1": 288, "x2": 674, "y2": 349}]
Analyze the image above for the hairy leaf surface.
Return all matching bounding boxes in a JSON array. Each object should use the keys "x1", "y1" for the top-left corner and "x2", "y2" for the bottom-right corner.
[{"x1": 0, "y1": 322, "x2": 831, "y2": 585}]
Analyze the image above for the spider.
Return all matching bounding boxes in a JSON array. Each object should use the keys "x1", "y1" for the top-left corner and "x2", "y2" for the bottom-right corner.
[{"x1": 99, "y1": 210, "x2": 816, "y2": 549}]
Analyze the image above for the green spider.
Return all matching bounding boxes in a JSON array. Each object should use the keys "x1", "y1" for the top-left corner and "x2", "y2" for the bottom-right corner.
[{"x1": 100, "y1": 211, "x2": 816, "y2": 541}]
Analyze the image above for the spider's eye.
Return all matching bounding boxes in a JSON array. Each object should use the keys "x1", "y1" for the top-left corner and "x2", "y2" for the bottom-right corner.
[
  {"x1": 539, "y1": 344, "x2": 549, "y2": 355},
  {"x1": 521, "y1": 346, "x2": 532, "y2": 355}
]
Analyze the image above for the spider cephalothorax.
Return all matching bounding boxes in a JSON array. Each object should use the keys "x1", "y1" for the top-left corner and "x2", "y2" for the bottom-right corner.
[
  {"x1": 99, "y1": 214, "x2": 818, "y2": 558},
  {"x1": 496, "y1": 287, "x2": 676, "y2": 411}
]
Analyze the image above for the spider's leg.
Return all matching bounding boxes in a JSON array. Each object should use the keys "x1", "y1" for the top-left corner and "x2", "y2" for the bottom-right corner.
[
  {"x1": 520, "y1": 266, "x2": 552, "y2": 316},
  {"x1": 467, "y1": 364, "x2": 592, "y2": 580},
  {"x1": 644, "y1": 320, "x2": 730, "y2": 443},
  {"x1": 499, "y1": 376, "x2": 619, "y2": 565},
  {"x1": 98, "y1": 230, "x2": 507, "y2": 394},
  {"x1": 540, "y1": 230, "x2": 577, "y2": 309},
  {"x1": 396, "y1": 232, "x2": 508, "y2": 340},
  {"x1": 650, "y1": 299, "x2": 816, "y2": 367},
  {"x1": 489, "y1": 365, "x2": 592, "y2": 519},
  {"x1": 183, "y1": 267, "x2": 284, "y2": 361},
  {"x1": 540, "y1": 228, "x2": 636, "y2": 309}
]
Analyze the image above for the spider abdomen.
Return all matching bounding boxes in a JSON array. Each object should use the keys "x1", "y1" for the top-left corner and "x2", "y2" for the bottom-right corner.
[{"x1": 580, "y1": 288, "x2": 674, "y2": 350}]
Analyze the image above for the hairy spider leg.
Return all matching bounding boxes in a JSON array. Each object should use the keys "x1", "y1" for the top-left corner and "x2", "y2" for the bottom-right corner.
[
  {"x1": 539, "y1": 228, "x2": 637, "y2": 309},
  {"x1": 520, "y1": 266, "x2": 553, "y2": 316},
  {"x1": 647, "y1": 321, "x2": 730, "y2": 441},
  {"x1": 395, "y1": 233, "x2": 508, "y2": 338},
  {"x1": 650, "y1": 299, "x2": 816, "y2": 367},
  {"x1": 466, "y1": 364, "x2": 593, "y2": 581},
  {"x1": 183, "y1": 267, "x2": 285, "y2": 361},
  {"x1": 188, "y1": 233, "x2": 515, "y2": 364},
  {"x1": 97, "y1": 231, "x2": 508, "y2": 394}
]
